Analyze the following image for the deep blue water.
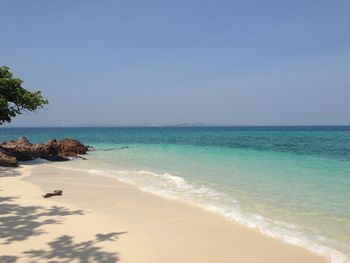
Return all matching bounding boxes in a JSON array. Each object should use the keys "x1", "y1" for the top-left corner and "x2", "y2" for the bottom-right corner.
[{"x1": 1, "y1": 126, "x2": 350, "y2": 159}]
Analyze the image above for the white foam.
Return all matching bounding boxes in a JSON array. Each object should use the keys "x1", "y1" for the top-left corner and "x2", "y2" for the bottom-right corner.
[
  {"x1": 66, "y1": 167, "x2": 349, "y2": 262},
  {"x1": 87, "y1": 169, "x2": 103, "y2": 175}
]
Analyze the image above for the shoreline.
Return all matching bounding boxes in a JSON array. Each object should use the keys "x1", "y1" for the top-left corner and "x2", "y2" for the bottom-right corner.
[{"x1": 1, "y1": 162, "x2": 327, "y2": 262}]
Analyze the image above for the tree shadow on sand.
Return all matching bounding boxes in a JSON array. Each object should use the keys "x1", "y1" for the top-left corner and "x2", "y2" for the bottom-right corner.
[
  {"x1": 0, "y1": 190, "x2": 126, "y2": 262},
  {"x1": 0, "y1": 255, "x2": 17, "y2": 263},
  {"x1": 0, "y1": 194, "x2": 84, "y2": 244},
  {"x1": 0, "y1": 167, "x2": 21, "y2": 177},
  {"x1": 24, "y1": 232, "x2": 126, "y2": 262},
  {"x1": 0, "y1": 193, "x2": 127, "y2": 262}
]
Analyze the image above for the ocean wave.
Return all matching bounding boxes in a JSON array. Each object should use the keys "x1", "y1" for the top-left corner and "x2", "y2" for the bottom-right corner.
[{"x1": 87, "y1": 168, "x2": 347, "y2": 263}]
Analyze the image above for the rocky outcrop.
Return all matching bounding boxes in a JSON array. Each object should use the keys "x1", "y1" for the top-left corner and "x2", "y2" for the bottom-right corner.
[
  {"x1": 58, "y1": 139, "x2": 88, "y2": 157},
  {"x1": 0, "y1": 137, "x2": 89, "y2": 166},
  {"x1": 0, "y1": 146, "x2": 19, "y2": 167}
]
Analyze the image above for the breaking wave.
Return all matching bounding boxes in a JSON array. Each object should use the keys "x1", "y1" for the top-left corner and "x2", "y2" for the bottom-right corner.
[{"x1": 86, "y1": 168, "x2": 348, "y2": 263}]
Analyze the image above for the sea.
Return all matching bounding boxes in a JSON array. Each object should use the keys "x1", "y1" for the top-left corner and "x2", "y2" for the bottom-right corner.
[{"x1": 1, "y1": 126, "x2": 349, "y2": 262}]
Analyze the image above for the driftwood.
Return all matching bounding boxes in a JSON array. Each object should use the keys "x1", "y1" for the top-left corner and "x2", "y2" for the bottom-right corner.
[{"x1": 42, "y1": 190, "x2": 63, "y2": 198}]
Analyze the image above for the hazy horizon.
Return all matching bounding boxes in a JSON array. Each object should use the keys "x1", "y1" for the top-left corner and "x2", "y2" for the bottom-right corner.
[
  {"x1": 1, "y1": 0, "x2": 349, "y2": 127},
  {"x1": 1, "y1": 123, "x2": 350, "y2": 128}
]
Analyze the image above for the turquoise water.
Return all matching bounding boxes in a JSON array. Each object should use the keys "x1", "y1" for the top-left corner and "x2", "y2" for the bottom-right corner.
[{"x1": 1, "y1": 127, "x2": 350, "y2": 262}]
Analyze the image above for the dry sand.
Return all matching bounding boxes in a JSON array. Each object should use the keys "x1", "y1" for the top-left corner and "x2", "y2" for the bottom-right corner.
[{"x1": 0, "y1": 162, "x2": 327, "y2": 263}]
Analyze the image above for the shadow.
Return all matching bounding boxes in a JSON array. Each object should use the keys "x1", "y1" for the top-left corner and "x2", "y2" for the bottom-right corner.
[
  {"x1": 96, "y1": 232, "x2": 127, "y2": 242},
  {"x1": 0, "y1": 167, "x2": 21, "y2": 177},
  {"x1": 24, "y1": 232, "x2": 126, "y2": 262},
  {"x1": 0, "y1": 256, "x2": 17, "y2": 263},
  {"x1": 0, "y1": 194, "x2": 84, "y2": 244}
]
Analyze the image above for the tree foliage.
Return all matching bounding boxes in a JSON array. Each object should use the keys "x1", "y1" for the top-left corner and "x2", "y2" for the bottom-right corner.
[{"x1": 0, "y1": 66, "x2": 48, "y2": 124}]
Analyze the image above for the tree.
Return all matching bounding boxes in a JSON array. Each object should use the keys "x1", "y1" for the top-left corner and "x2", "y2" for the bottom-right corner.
[{"x1": 0, "y1": 66, "x2": 48, "y2": 124}]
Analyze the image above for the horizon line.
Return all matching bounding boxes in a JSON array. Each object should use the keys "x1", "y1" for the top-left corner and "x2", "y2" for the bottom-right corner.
[{"x1": 1, "y1": 124, "x2": 350, "y2": 128}]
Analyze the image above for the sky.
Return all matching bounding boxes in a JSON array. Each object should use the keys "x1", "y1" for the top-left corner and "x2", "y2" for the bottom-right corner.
[{"x1": 0, "y1": 0, "x2": 349, "y2": 126}]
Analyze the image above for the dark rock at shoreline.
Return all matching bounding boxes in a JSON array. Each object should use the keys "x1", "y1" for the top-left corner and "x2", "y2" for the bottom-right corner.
[
  {"x1": 0, "y1": 146, "x2": 19, "y2": 167},
  {"x1": 57, "y1": 138, "x2": 88, "y2": 157},
  {"x1": 1, "y1": 136, "x2": 39, "y2": 161},
  {"x1": 0, "y1": 137, "x2": 89, "y2": 167},
  {"x1": 45, "y1": 155, "x2": 70, "y2": 162}
]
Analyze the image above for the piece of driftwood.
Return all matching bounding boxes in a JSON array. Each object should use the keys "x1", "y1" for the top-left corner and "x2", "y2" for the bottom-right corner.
[{"x1": 42, "y1": 190, "x2": 63, "y2": 198}]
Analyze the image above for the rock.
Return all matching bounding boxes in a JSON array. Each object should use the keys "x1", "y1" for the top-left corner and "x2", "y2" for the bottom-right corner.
[
  {"x1": 38, "y1": 139, "x2": 59, "y2": 158},
  {"x1": 0, "y1": 137, "x2": 89, "y2": 167},
  {"x1": 17, "y1": 136, "x2": 31, "y2": 145},
  {"x1": 0, "y1": 147, "x2": 19, "y2": 167},
  {"x1": 1, "y1": 137, "x2": 39, "y2": 161},
  {"x1": 58, "y1": 139, "x2": 88, "y2": 157}
]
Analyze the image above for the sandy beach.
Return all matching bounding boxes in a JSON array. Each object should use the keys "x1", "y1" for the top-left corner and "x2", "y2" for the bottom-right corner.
[
  {"x1": 1, "y1": 0, "x2": 349, "y2": 261},
  {"x1": 0, "y1": 162, "x2": 327, "y2": 263}
]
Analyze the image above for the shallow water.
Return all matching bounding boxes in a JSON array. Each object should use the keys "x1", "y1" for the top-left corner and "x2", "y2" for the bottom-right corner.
[{"x1": 1, "y1": 126, "x2": 349, "y2": 262}]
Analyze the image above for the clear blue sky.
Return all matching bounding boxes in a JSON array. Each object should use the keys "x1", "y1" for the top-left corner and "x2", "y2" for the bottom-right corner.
[{"x1": 1, "y1": 0, "x2": 349, "y2": 126}]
